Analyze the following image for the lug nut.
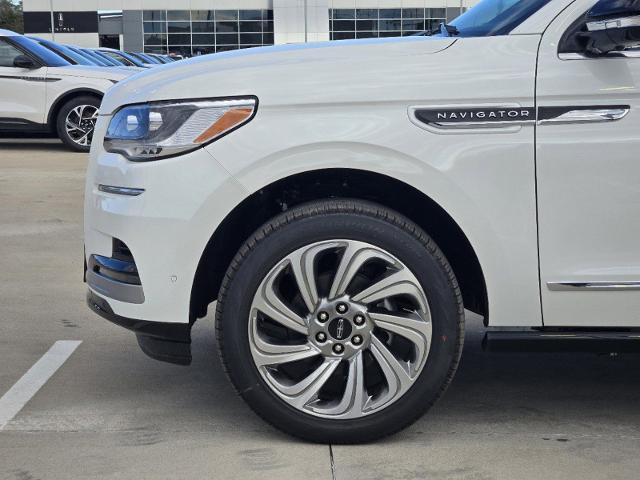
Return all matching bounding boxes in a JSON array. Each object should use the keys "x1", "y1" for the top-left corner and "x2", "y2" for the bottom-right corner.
[
  {"x1": 352, "y1": 335, "x2": 363, "y2": 345},
  {"x1": 336, "y1": 303, "x2": 348, "y2": 314},
  {"x1": 332, "y1": 344, "x2": 344, "y2": 354},
  {"x1": 354, "y1": 314, "x2": 365, "y2": 326},
  {"x1": 317, "y1": 311, "x2": 329, "y2": 322},
  {"x1": 315, "y1": 332, "x2": 327, "y2": 343}
]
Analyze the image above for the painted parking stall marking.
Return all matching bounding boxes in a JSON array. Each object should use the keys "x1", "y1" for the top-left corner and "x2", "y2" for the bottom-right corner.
[{"x1": 0, "y1": 340, "x2": 82, "y2": 430}]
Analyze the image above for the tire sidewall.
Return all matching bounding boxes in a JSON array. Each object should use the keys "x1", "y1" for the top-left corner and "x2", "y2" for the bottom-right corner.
[{"x1": 219, "y1": 203, "x2": 463, "y2": 442}]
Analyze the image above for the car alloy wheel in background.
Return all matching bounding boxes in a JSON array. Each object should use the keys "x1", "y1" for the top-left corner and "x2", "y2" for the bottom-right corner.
[
  {"x1": 65, "y1": 105, "x2": 99, "y2": 147},
  {"x1": 56, "y1": 95, "x2": 102, "y2": 152}
]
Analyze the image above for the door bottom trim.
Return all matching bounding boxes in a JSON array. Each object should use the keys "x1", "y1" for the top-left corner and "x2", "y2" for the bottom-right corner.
[{"x1": 547, "y1": 281, "x2": 640, "y2": 291}]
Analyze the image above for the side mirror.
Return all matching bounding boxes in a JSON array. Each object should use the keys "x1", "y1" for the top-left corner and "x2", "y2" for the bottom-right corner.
[
  {"x1": 13, "y1": 55, "x2": 38, "y2": 69},
  {"x1": 582, "y1": 1, "x2": 640, "y2": 55}
]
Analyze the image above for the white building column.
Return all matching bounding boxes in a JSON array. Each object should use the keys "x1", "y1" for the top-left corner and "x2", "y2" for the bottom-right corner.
[{"x1": 273, "y1": 0, "x2": 330, "y2": 44}]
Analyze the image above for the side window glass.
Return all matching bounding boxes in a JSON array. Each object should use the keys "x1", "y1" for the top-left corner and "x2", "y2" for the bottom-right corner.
[{"x1": 0, "y1": 39, "x2": 23, "y2": 68}]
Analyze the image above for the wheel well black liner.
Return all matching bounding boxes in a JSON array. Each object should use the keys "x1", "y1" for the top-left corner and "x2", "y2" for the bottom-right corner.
[
  {"x1": 190, "y1": 168, "x2": 488, "y2": 323},
  {"x1": 47, "y1": 88, "x2": 103, "y2": 129}
]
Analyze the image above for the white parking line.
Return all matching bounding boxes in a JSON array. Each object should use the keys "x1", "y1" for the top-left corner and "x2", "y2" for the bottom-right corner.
[{"x1": 0, "y1": 340, "x2": 82, "y2": 430}]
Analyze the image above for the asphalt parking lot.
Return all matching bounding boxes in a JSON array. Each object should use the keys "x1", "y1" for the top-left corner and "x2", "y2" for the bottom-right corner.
[{"x1": 1, "y1": 138, "x2": 640, "y2": 480}]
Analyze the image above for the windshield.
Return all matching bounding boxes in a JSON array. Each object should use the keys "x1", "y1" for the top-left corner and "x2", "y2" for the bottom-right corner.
[
  {"x1": 138, "y1": 53, "x2": 162, "y2": 64},
  {"x1": 11, "y1": 35, "x2": 69, "y2": 67},
  {"x1": 36, "y1": 40, "x2": 94, "y2": 66},
  {"x1": 85, "y1": 49, "x2": 121, "y2": 66},
  {"x1": 102, "y1": 50, "x2": 145, "y2": 67},
  {"x1": 447, "y1": 0, "x2": 553, "y2": 37},
  {"x1": 152, "y1": 55, "x2": 169, "y2": 64},
  {"x1": 67, "y1": 47, "x2": 106, "y2": 66}
]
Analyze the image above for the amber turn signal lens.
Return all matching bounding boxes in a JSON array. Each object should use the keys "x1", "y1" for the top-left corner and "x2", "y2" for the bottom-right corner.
[{"x1": 194, "y1": 107, "x2": 254, "y2": 144}]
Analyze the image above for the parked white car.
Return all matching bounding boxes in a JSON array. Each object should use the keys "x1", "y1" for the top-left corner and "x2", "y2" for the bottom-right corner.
[
  {"x1": 0, "y1": 30, "x2": 134, "y2": 151},
  {"x1": 85, "y1": 0, "x2": 640, "y2": 443}
]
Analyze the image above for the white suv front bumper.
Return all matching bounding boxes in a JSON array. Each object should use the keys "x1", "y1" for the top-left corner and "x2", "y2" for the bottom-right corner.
[{"x1": 84, "y1": 115, "x2": 248, "y2": 326}]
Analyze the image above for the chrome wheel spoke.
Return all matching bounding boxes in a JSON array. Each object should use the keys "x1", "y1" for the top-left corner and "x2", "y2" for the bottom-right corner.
[
  {"x1": 69, "y1": 107, "x2": 82, "y2": 122},
  {"x1": 352, "y1": 268, "x2": 428, "y2": 312},
  {"x1": 313, "y1": 351, "x2": 366, "y2": 417},
  {"x1": 253, "y1": 262, "x2": 309, "y2": 335},
  {"x1": 65, "y1": 120, "x2": 83, "y2": 132},
  {"x1": 287, "y1": 243, "x2": 337, "y2": 313},
  {"x1": 75, "y1": 131, "x2": 91, "y2": 146},
  {"x1": 369, "y1": 335, "x2": 413, "y2": 409},
  {"x1": 252, "y1": 339, "x2": 320, "y2": 368},
  {"x1": 369, "y1": 311, "x2": 432, "y2": 372},
  {"x1": 266, "y1": 358, "x2": 341, "y2": 408},
  {"x1": 329, "y1": 241, "x2": 395, "y2": 298}
]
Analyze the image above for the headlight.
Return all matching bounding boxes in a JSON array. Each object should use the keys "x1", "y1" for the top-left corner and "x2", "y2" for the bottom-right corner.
[{"x1": 104, "y1": 97, "x2": 257, "y2": 161}]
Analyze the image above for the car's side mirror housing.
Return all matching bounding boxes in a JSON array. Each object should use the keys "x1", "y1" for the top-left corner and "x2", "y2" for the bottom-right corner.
[
  {"x1": 581, "y1": 0, "x2": 640, "y2": 55},
  {"x1": 13, "y1": 55, "x2": 38, "y2": 69}
]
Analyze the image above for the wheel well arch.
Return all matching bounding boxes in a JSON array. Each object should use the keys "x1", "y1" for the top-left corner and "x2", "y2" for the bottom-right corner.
[
  {"x1": 190, "y1": 168, "x2": 488, "y2": 323},
  {"x1": 47, "y1": 88, "x2": 103, "y2": 130}
]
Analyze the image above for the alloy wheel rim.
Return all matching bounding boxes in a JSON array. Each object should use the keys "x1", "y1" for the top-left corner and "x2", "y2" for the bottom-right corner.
[
  {"x1": 65, "y1": 105, "x2": 99, "y2": 146},
  {"x1": 248, "y1": 239, "x2": 432, "y2": 419}
]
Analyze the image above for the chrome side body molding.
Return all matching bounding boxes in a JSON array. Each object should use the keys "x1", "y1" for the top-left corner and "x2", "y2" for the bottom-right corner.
[
  {"x1": 98, "y1": 184, "x2": 145, "y2": 196},
  {"x1": 410, "y1": 106, "x2": 536, "y2": 129},
  {"x1": 410, "y1": 105, "x2": 630, "y2": 130},
  {"x1": 547, "y1": 281, "x2": 640, "y2": 291},
  {"x1": 537, "y1": 106, "x2": 630, "y2": 124}
]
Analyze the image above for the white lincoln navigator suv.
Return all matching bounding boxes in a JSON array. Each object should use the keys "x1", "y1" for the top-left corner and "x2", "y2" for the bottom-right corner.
[{"x1": 84, "y1": 0, "x2": 640, "y2": 442}]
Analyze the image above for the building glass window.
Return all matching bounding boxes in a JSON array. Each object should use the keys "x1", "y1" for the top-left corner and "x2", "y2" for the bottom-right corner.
[
  {"x1": 191, "y1": 10, "x2": 215, "y2": 21},
  {"x1": 142, "y1": 9, "x2": 274, "y2": 57},
  {"x1": 142, "y1": 10, "x2": 165, "y2": 21},
  {"x1": 168, "y1": 22, "x2": 191, "y2": 33},
  {"x1": 167, "y1": 10, "x2": 190, "y2": 21},
  {"x1": 192, "y1": 22, "x2": 215, "y2": 33},
  {"x1": 330, "y1": 8, "x2": 446, "y2": 40},
  {"x1": 143, "y1": 22, "x2": 166, "y2": 34}
]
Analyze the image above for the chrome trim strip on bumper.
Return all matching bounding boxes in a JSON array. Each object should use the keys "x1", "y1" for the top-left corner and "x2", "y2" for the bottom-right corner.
[
  {"x1": 87, "y1": 270, "x2": 145, "y2": 303},
  {"x1": 87, "y1": 254, "x2": 144, "y2": 303},
  {"x1": 90, "y1": 254, "x2": 140, "y2": 285},
  {"x1": 98, "y1": 184, "x2": 145, "y2": 196},
  {"x1": 547, "y1": 281, "x2": 640, "y2": 291}
]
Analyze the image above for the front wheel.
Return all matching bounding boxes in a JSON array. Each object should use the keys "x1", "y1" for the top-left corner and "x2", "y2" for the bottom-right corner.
[
  {"x1": 56, "y1": 95, "x2": 101, "y2": 152},
  {"x1": 216, "y1": 199, "x2": 464, "y2": 443}
]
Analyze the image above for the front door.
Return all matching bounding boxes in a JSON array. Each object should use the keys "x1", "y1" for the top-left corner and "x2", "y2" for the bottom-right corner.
[
  {"x1": 536, "y1": 0, "x2": 640, "y2": 327},
  {"x1": 0, "y1": 38, "x2": 47, "y2": 127}
]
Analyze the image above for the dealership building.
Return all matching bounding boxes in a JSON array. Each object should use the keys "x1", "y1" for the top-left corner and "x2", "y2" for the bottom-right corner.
[{"x1": 22, "y1": 0, "x2": 476, "y2": 56}]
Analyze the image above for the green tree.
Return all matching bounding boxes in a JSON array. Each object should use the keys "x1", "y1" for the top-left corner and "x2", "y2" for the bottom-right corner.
[{"x1": 0, "y1": 0, "x2": 24, "y2": 34}]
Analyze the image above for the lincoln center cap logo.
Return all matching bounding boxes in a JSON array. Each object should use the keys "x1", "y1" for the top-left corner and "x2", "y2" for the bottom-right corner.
[{"x1": 328, "y1": 318, "x2": 352, "y2": 341}]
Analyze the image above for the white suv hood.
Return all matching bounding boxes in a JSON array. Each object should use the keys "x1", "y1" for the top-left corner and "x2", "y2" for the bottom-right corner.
[{"x1": 101, "y1": 37, "x2": 456, "y2": 114}]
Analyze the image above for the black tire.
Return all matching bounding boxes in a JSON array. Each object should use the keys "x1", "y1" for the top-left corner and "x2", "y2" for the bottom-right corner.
[
  {"x1": 216, "y1": 199, "x2": 464, "y2": 443},
  {"x1": 56, "y1": 95, "x2": 101, "y2": 152}
]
